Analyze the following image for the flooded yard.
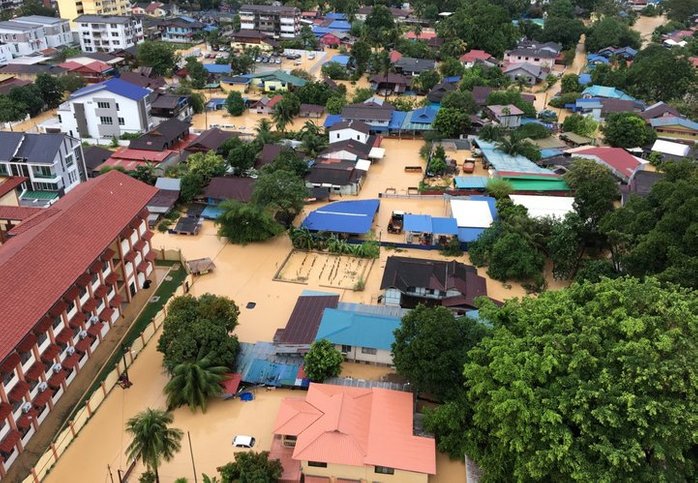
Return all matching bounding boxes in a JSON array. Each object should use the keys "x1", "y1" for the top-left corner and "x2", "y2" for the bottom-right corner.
[{"x1": 275, "y1": 250, "x2": 375, "y2": 290}]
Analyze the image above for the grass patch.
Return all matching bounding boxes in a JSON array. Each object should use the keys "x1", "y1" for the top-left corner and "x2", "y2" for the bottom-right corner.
[{"x1": 80, "y1": 265, "x2": 187, "y2": 403}]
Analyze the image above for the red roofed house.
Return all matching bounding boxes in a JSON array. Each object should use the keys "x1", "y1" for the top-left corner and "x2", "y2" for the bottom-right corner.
[
  {"x1": 272, "y1": 383, "x2": 436, "y2": 483},
  {"x1": 566, "y1": 146, "x2": 646, "y2": 183},
  {"x1": 57, "y1": 60, "x2": 114, "y2": 83},
  {"x1": 320, "y1": 33, "x2": 341, "y2": 48},
  {"x1": 460, "y1": 49, "x2": 497, "y2": 68},
  {"x1": 0, "y1": 171, "x2": 157, "y2": 475},
  {"x1": 254, "y1": 95, "x2": 283, "y2": 115}
]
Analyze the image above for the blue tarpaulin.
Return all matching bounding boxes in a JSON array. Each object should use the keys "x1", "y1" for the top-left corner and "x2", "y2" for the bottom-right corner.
[
  {"x1": 323, "y1": 114, "x2": 342, "y2": 128},
  {"x1": 301, "y1": 199, "x2": 380, "y2": 235},
  {"x1": 454, "y1": 176, "x2": 488, "y2": 189}
]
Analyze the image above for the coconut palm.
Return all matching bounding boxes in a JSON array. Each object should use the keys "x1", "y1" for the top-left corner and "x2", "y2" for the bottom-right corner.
[
  {"x1": 496, "y1": 134, "x2": 528, "y2": 157},
  {"x1": 125, "y1": 408, "x2": 183, "y2": 483},
  {"x1": 164, "y1": 357, "x2": 228, "y2": 413},
  {"x1": 254, "y1": 118, "x2": 275, "y2": 145},
  {"x1": 272, "y1": 103, "x2": 294, "y2": 132}
]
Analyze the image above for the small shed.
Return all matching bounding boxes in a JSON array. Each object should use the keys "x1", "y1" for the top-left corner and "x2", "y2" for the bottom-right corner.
[{"x1": 186, "y1": 257, "x2": 216, "y2": 275}]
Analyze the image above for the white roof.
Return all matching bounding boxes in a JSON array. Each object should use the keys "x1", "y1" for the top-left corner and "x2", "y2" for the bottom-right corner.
[
  {"x1": 355, "y1": 159, "x2": 371, "y2": 171},
  {"x1": 450, "y1": 199, "x2": 493, "y2": 228},
  {"x1": 651, "y1": 139, "x2": 690, "y2": 157},
  {"x1": 155, "y1": 177, "x2": 181, "y2": 191},
  {"x1": 509, "y1": 195, "x2": 575, "y2": 219},
  {"x1": 369, "y1": 147, "x2": 385, "y2": 159}
]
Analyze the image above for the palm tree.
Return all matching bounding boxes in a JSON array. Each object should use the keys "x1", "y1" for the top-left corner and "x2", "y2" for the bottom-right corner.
[
  {"x1": 164, "y1": 357, "x2": 227, "y2": 413},
  {"x1": 125, "y1": 408, "x2": 183, "y2": 483},
  {"x1": 272, "y1": 103, "x2": 293, "y2": 132},
  {"x1": 300, "y1": 120, "x2": 322, "y2": 138},
  {"x1": 254, "y1": 118, "x2": 275, "y2": 145},
  {"x1": 496, "y1": 134, "x2": 527, "y2": 156}
]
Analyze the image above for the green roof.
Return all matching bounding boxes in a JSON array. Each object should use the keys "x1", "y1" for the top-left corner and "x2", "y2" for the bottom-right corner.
[
  {"x1": 21, "y1": 190, "x2": 59, "y2": 200},
  {"x1": 250, "y1": 70, "x2": 307, "y2": 87},
  {"x1": 507, "y1": 179, "x2": 571, "y2": 192}
]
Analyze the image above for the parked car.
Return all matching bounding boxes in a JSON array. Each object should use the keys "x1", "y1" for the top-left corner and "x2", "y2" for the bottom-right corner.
[
  {"x1": 294, "y1": 59, "x2": 302, "y2": 66},
  {"x1": 255, "y1": 56, "x2": 263, "y2": 63},
  {"x1": 307, "y1": 52, "x2": 315, "y2": 59},
  {"x1": 275, "y1": 57, "x2": 281, "y2": 64},
  {"x1": 232, "y1": 435, "x2": 256, "y2": 448}
]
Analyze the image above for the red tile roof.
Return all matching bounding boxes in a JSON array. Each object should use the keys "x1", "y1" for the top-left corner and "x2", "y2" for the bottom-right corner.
[
  {"x1": 0, "y1": 171, "x2": 156, "y2": 363},
  {"x1": 0, "y1": 176, "x2": 27, "y2": 198},
  {"x1": 570, "y1": 147, "x2": 642, "y2": 180},
  {"x1": 0, "y1": 206, "x2": 40, "y2": 221},
  {"x1": 273, "y1": 383, "x2": 436, "y2": 475}
]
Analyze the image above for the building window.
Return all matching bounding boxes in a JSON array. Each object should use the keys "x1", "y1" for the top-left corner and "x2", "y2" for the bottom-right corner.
[
  {"x1": 97, "y1": 101, "x2": 110, "y2": 109},
  {"x1": 100, "y1": 116, "x2": 113, "y2": 125},
  {"x1": 91, "y1": 272, "x2": 99, "y2": 284},
  {"x1": 37, "y1": 331, "x2": 48, "y2": 347},
  {"x1": 361, "y1": 347, "x2": 377, "y2": 355},
  {"x1": 2, "y1": 370, "x2": 15, "y2": 386},
  {"x1": 375, "y1": 466, "x2": 395, "y2": 475},
  {"x1": 79, "y1": 286, "x2": 87, "y2": 299},
  {"x1": 307, "y1": 461, "x2": 327, "y2": 468},
  {"x1": 118, "y1": 117, "x2": 125, "y2": 125},
  {"x1": 66, "y1": 300, "x2": 75, "y2": 313},
  {"x1": 19, "y1": 351, "x2": 31, "y2": 365},
  {"x1": 116, "y1": 103, "x2": 120, "y2": 110},
  {"x1": 52, "y1": 316, "x2": 62, "y2": 329},
  {"x1": 341, "y1": 345, "x2": 351, "y2": 353}
]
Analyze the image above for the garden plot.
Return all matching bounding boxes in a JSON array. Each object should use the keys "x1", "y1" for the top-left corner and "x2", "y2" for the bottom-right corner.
[{"x1": 275, "y1": 250, "x2": 374, "y2": 290}]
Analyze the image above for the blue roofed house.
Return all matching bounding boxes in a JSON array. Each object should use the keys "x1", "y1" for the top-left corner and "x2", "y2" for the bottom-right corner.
[
  {"x1": 315, "y1": 303, "x2": 409, "y2": 365},
  {"x1": 597, "y1": 46, "x2": 637, "y2": 60},
  {"x1": 159, "y1": 17, "x2": 205, "y2": 43},
  {"x1": 57, "y1": 78, "x2": 153, "y2": 140},
  {"x1": 403, "y1": 214, "x2": 459, "y2": 247},
  {"x1": 399, "y1": 106, "x2": 439, "y2": 133},
  {"x1": 203, "y1": 64, "x2": 232, "y2": 76},
  {"x1": 582, "y1": 85, "x2": 637, "y2": 101},
  {"x1": 301, "y1": 199, "x2": 380, "y2": 236},
  {"x1": 328, "y1": 54, "x2": 350, "y2": 67}
]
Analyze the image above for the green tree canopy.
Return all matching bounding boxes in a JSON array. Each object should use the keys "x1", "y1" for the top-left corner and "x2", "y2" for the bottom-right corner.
[
  {"x1": 126, "y1": 409, "x2": 183, "y2": 483},
  {"x1": 459, "y1": 277, "x2": 698, "y2": 481},
  {"x1": 392, "y1": 305, "x2": 489, "y2": 399},
  {"x1": 35, "y1": 73, "x2": 64, "y2": 108},
  {"x1": 350, "y1": 40, "x2": 372, "y2": 74},
  {"x1": 225, "y1": 91, "x2": 245, "y2": 116},
  {"x1": 252, "y1": 169, "x2": 308, "y2": 225},
  {"x1": 626, "y1": 45, "x2": 696, "y2": 102},
  {"x1": 165, "y1": 357, "x2": 227, "y2": 413},
  {"x1": 0, "y1": 95, "x2": 27, "y2": 124},
  {"x1": 9, "y1": 85, "x2": 44, "y2": 117},
  {"x1": 303, "y1": 339, "x2": 343, "y2": 382},
  {"x1": 218, "y1": 451, "x2": 283, "y2": 483},
  {"x1": 561, "y1": 113, "x2": 599, "y2": 137},
  {"x1": 560, "y1": 73, "x2": 581, "y2": 94},
  {"x1": 485, "y1": 90, "x2": 536, "y2": 117},
  {"x1": 215, "y1": 201, "x2": 283, "y2": 244},
  {"x1": 440, "y1": 90, "x2": 477, "y2": 113},
  {"x1": 663, "y1": 0, "x2": 698, "y2": 22},
  {"x1": 137, "y1": 41, "x2": 178, "y2": 76},
  {"x1": 564, "y1": 157, "x2": 619, "y2": 235},
  {"x1": 271, "y1": 92, "x2": 301, "y2": 132},
  {"x1": 296, "y1": 81, "x2": 334, "y2": 106},
  {"x1": 585, "y1": 17, "x2": 641, "y2": 52},
  {"x1": 185, "y1": 57, "x2": 208, "y2": 89},
  {"x1": 602, "y1": 112, "x2": 656, "y2": 148},
  {"x1": 433, "y1": 108, "x2": 471, "y2": 138}
]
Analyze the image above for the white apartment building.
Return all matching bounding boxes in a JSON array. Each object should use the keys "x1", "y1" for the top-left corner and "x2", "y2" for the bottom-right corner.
[
  {"x1": 74, "y1": 14, "x2": 143, "y2": 53},
  {"x1": 58, "y1": 78, "x2": 153, "y2": 141},
  {"x1": 238, "y1": 4, "x2": 300, "y2": 39},
  {"x1": 0, "y1": 133, "x2": 87, "y2": 207},
  {"x1": 0, "y1": 16, "x2": 71, "y2": 58}
]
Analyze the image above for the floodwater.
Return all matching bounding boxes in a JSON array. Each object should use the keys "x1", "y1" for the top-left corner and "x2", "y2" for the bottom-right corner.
[{"x1": 634, "y1": 15, "x2": 668, "y2": 46}]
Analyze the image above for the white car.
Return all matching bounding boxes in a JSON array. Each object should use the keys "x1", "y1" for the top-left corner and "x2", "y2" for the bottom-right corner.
[
  {"x1": 232, "y1": 435, "x2": 256, "y2": 448},
  {"x1": 307, "y1": 52, "x2": 315, "y2": 60}
]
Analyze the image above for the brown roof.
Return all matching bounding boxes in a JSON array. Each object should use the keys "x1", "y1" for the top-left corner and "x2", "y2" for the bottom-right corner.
[
  {"x1": 306, "y1": 159, "x2": 364, "y2": 186},
  {"x1": 82, "y1": 146, "x2": 113, "y2": 171},
  {"x1": 202, "y1": 176, "x2": 255, "y2": 202},
  {"x1": 369, "y1": 72, "x2": 410, "y2": 85},
  {"x1": 0, "y1": 176, "x2": 26, "y2": 198},
  {"x1": 0, "y1": 171, "x2": 156, "y2": 363},
  {"x1": 328, "y1": 119, "x2": 370, "y2": 135},
  {"x1": 341, "y1": 103, "x2": 394, "y2": 122},
  {"x1": 256, "y1": 144, "x2": 283, "y2": 167},
  {"x1": 129, "y1": 118, "x2": 190, "y2": 151},
  {"x1": 185, "y1": 128, "x2": 237, "y2": 152},
  {"x1": 300, "y1": 103, "x2": 325, "y2": 114},
  {"x1": 277, "y1": 294, "x2": 339, "y2": 344}
]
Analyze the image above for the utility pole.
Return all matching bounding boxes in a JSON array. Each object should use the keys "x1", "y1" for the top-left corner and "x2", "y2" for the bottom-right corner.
[
  {"x1": 107, "y1": 465, "x2": 115, "y2": 483},
  {"x1": 188, "y1": 431, "x2": 198, "y2": 483}
]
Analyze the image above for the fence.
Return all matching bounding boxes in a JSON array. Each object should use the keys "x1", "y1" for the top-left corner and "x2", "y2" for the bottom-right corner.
[{"x1": 23, "y1": 277, "x2": 192, "y2": 483}]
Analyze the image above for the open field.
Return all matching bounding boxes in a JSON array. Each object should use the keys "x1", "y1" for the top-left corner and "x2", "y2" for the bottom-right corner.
[{"x1": 275, "y1": 250, "x2": 375, "y2": 290}]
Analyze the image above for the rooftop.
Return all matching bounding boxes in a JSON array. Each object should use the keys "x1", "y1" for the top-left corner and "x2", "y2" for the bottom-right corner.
[
  {"x1": 70, "y1": 78, "x2": 151, "y2": 102},
  {"x1": 202, "y1": 176, "x2": 255, "y2": 202},
  {"x1": 316, "y1": 308, "x2": 402, "y2": 351},
  {"x1": 301, "y1": 199, "x2": 380, "y2": 235},
  {"x1": 277, "y1": 292, "x2": 339, "y2": 345}
]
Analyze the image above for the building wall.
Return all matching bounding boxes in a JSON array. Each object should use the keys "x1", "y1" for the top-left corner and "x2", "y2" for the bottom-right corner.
[
  {"x1": 0, "y1": 25, "x2": 47, "y2": 57},
  {"x1": 76, "y1": 17, "x2": 143, "y2": 52},
  {"x1": 504, "y1": 52, "x2": 555, "y2": 68},
  {"x1": 330, "y1": 129, "x2": 369, "y2": 144},
  {"x1": 338, "y1": 344, "x2": 393, "y2": 365},
  {"x1": 383, "y1": 288, "x2": 402, "y2": 306},
  {"x1": 58, "y1": 0, "x2": 131, "y2": 23},
  {"x1": 654, "y1": 126, "x2": 698, "y2": 143},
  {"x1": 301, "y1": 461, "x2": 429, "y2": 483},
  {"x1": 238, "y1": 8, "x2": 300, "y2": 39},
  {"x1": 0, "y1": 215, "x2": 155, "y2": 475},
  {"x1": 0, "y1": 189, "x2": 19, "y2": 207},
  {"x1": 59, "y1": 91, "x2": 150, "y2": 140}
]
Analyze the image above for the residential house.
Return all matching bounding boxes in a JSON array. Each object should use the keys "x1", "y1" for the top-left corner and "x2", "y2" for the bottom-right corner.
[
  {"x1": 271, "y1": 383, "x2": 436, "y2": 483},
  {"x1": 82, "y1": 145, "x2": 113, "y2": 178},
  {"x1": 340, "y1": 102, "x2": 394, "y2": 133},
  {"x1": 639, "y1": 101, "x2": 681, "y2": 121},
  {"x1": 503, "y1": 62, "x2": 544, "y2": 85},
  {"x1": 299, "y1": 104, "x2": 324, "y2": 119},
  {"x1": 128, "y1": 118, "x2": 191, "y2": 152},
  {"x1": 315, "y1": 304, "x2": 408, "y2": 366},
  {"x1": 273, "y1": 292, "x2": 340, "y2": 349},
  {"x1": 486, "y1": 105, "x2": 523, "y2": 128},
  {"x1": 238, "y1": 4, "x2": 300, "y2": 39},
  {"x1": 398, "y1": 106, "x2": 439, "y2": 135},
  {"x1": 74, "y1": 15, "x2": 144, "y2": 53},
  {"x1": 57, "y1": 0, "x2": 130, "y2": 24},
  {"x1": 229, "y1": 30, "x2": 275, "y2": 52},
  {"x1": 0, "y1": 176, "x2": 26, "y2": 208},
  {"x1": 318, "y1": 138, "x2": 376, "y2": 162},
  {"x1": 460, "y1": 49, "x2": 497, "y2": 68},
  {"x1": 650, "y1": 139, "x2": 691, "y2": 160},
  {"x1": 581, "y1": 85, "x2": 637, "y2": 101},
  {"x1": 184, "y1": 128, "x2": 238, "y2": 155},
  {"x1": 254, "y1": 95, "x2": 283, "y2": 115},
  {"x1": 131, "y1": 1, "x2": 177, "y2": 17},
  {"x1": 566, "y1": 146, "x2": 646, "y2": 183},
  {"x1": 255, "y1": 144, "x2": 283, "y2": 169},
  {"x1": 305, "y1": 159, "x2": 368, "y2": 196},
  {"x1": 0, "y1": 171, "x2": 156, "y2": 477},
  {"x1": 380, "y1": 256, "x2": 489, "y2": 311},
  {"x1": 0, "y1": 74, "x2": 31, "y2": 95},
  {"x1": 200, "y1": 177, "x2": 256, "y2": 219},
  {"x1": 57, "y1": 60, "x2": 114, "y2": 84},
  {"x1": 426, "y1": 81, "x2": 456, "y2": 104},
  {"x1": 573, "y1": 98, "x2": 643, "y2": 122},
  {"x1": 118, "y1": 71, "x2": 167, "y2": 91},
  {"x1": 0, "y1": 16, "x2": 71, "y2": 58},
  {"x1": 504, "y1": 40, "x2": 562, "y2": 68},
  {"x1": 597, "y1": 46, "x2": 637, "y2": 60},
  {"x1": 0, "y1": 133, "x2": 86, "y2": 207},
  {"x1": 249, "y1": 70, "x2": 307, "y2": 93},
  {"x1": 158, "y1": 17, "x2": 205, "y2": 43},
  {"x1": 328, "y1": 120, "x2": 370, "y2": 144},
  {"x1": 369, "y1": 73, "x2": 410, "y2": 95},
  {"x1": 0, "y1": 44, "x2": 12, "y2": 64},
  {"x1": 621, "y1": 170, "x2": 664, "y2": 205},
  {"x1": 150, "y1": 93, "x2": 191, "y2": 120},
  {"x1": 394, "y1": 57, "x2": 437, "y2": 77},
  {"x1": 320, "y1": 32, "x2": 341, "y2": 48},
  {"x1": 649, "y1": 116, "x2": 698, "y2": 144},
  {"x1": 58, "y1": 78, "x2": 153, "y2": 140},
  {"x1": 147, "y1": 177, "x2": 180, "y2": 219}
]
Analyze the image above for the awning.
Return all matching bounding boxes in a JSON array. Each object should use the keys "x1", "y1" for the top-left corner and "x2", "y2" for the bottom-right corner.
[
  {"x1": 87, "y1": 323, "x2": 103, "y2": 337},
  {"x1": 0, "y1": 402, "x2": 11, "y2": 420},
  {"x1": 0, "y1": 430, "x2": 21, "y2": 453},
  {"x1": 369, "y1": 147, "x2": 385, "y2": 159},
  {"x1": 69, "y1": 312, "x2": 86, "y2": 329},
  {"x1": 124, "y1": 251, "x2": 136, "y2": 263},
  {"x1": 40, "y1": 344, "x2": 60, "y2": 362},
  {"x1": 48, "y1": 300, "x2": 67, "y2": 317},
  {"x1": 16, "y1": 409, "x2": 37, "y2": 429},
  {"x1": 55, "y1": 329, "x2": 72, "y2": 344},
  {"x1": 17, "y1": 333, "x2": 37, "y2": 352},
  {"x1": 75, "y1": 336, "x2": 93, "y2": 354},
  {"x1": 81, "y1": 298, "x2": 97, "y2": 312},
  {"x1": 105, "y1": 272, "x2": 119, "y2": 285},
  {"x1": 145, "y1": 251, "x2": 156, "y2": 262},
  {"x1": 99, "y1": 308, "x2": 114, "y2": 322},
  {"x1": 24, "y1": 362, "x2": 43, "y2": 381},
  {"x1": 48, "y1": 370, "x2": 66, "y2": 389},
  {"x1": 34, "y1": 315, "x2": 52, "y2": 333},
  {"x1": 101, "y1": 248, "x2": 115, "y2": 261},
  {"x1": 94, "y1": 285, "x2": 108, "y2": 298},
  {"x1": 136, "y1": 261, "x2": 149, "y2": 273},
  {"x1": 142, "y1": 231, "x2": 153, "y2": 241},
  {"x1": 110, "y1": 295, "x2": 122, "y2": 308},
  {"x1": 8, "y1": 381, "x2": 29, "y2": 403},
  {"x1": 33, "y1": 388, "x2": 53, "y2": 408},
  {"x1": 62, "y1": 353, "x2": 80, "y2": 369},
  {"x1": 76, "y1": 273, "x2": 92, "y2": 287},
  {"x1": 63, "y1": 285, "x2": 79, "y2": 302},
  {"x1": 89, "y1": 260, "x2": 102, "y2": 273},
  {"x1": 133, "y1": 239, "x2": 146, "y2": 251},
  {"x1": 0, "y1": 353, "x2": 20, "y2": 372}
]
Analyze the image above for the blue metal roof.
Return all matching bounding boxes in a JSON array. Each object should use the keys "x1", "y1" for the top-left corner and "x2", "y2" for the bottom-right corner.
[
  {"x1": 301, "y1": 199, "x2": 380, "y2": 235},
  {"x1": 323, "y1": 114, "x2": 342, "y2": 128},
  {"x1": 403, "y1": 214, "x2": 431, "y2": 233},
  {"x1": 454, "y1": 176, "x2": 488, "y2": 189},
  {"x1": 389, "y1": 110, "x2": 407, "y2": 130},
  {"x1": 582, "y1": 85, "x2": 636, "y2": 101},
  {"x1": 540, "y1": 148, "x2": 564, "y2": 159},
  {"x1": 326, "y1": 12, "x2": 347, "y2": 20},
  {"x1": 71, "y1": 78, "x2": 150, "y2": 101},
  {"x1": 204, "y1": 64, "x2": 232, "y2": 74},
  {"x1": 315, "y1": 308, "x2": 401, "y2": 351},
  {"x1": 432, "y1": 217, "x2": 459, "y2": 235},
  {"x1": 404, "y1": 214, "x2": 458, "y2": 235},
  {"x1": 222, "y1": 75, "x2": 252, "y2": 85},
  {"x1": 474, "y1": 138, "x2": 557, "y2": 176},
  {"x1": 330, "y1": 54, "x2": 350, "y2": 66},
  {"x1": 444, "y1": 75, "x2": 461, "y2": 83},
  {"x1": 578, "y1": 73, "x2": 592, "y2": 85},
  {"x1": 457, "y1": 227, "x2": 485, "y2": 243},
  {"x1": 650, "y1": 116, "x2": 698, "y2": 130},
  {"x1": 328, "y1": 20, "x2": 351, "y2": 30}
]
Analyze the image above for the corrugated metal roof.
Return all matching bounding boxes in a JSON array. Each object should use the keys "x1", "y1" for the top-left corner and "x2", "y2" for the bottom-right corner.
[
  {"x1": 315, "y1": 308, "x2": 401, "y2": 350},
  {"x1": 301, "y1": 199, "x2": 380, "y2": 234}
]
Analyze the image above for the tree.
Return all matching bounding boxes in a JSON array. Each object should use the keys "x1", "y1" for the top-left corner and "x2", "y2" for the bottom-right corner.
[
  {"x1": 585, "y1": 17, "x2": 641, "y2": 53},
  {"x1": 602, "y1": 112, "x2": 656, "y2": 148},
  {"x1": 264, "y1": 148, "x2": 309, "y2": 178},
  {"x1": 350, "y1": 40, "x2": 372, "y2": 74},
  {"x1": 225, "y1": 91, "x2": 245, "y2": 116},
  {"x1": 225, "y1": 138, "x2": 258, "y2": 173},
  {"x1": 485, "y1": 178, "x2": 513, "y2": 199},
  {"x1": 351, "y1": 87, "x2": 374, "y2": 104},
  {"x1": 254, "y1": 119, "x2": 276, "y2": 145},
  {"x1": 547, "y1": 213, "x2": 585, "y2": 279},
  {"x1": 271, "y1": 93, "x2": 300, "y2": 132},
  {"x1": 321, "y1": 61, "x2": 349, "y2": 80},
  {"x1": 58, "y1": 73, "x2": 85, "y2": 93},
  {"x1": 439, "y1": 57, "x2": 466, "y2": 78},
  {"x1": 218, "y1": 451, "x2": 283, "y2": 483},
  {"x1": 137, "y1": 41, "x2": 178, "y2": 76},
  {"x1": 663, "y1": 0, "x2": 698, "y2": 22},
  {"x1": 230, "y1": 50, "x2": 256, "y2": 75},
  {"x1": 9, "y1": 85, "x2": 44, "y2": 117},
  {"x1": 187, "y1": 151, "x2": 227, "y2": 180},
  {"x1": 486, "y1": 90, "x2": 536, "y2": 118},
  {"x1": 547, "y1": 0, "x2": 575, "y2": 18},
  {"x1": 485, "y1": 231, "x2": 546, "y2": 287},
  {"x1": 185, "y1": 57, "x2": 208, "y2": 89},
  {"x1": 164, "y1": 357, "x2": 227, "y2": 413},
  {"x1": 626, "y1": 45, "x2": 696, "y2": 102},
  {"x1": 440, "y1": 90, "x2": 477, "y2": 113},
  {"x1": 299, "y1": 121, "x2": 327, "y2": 157},
  {"x1": 175, "y1": 86, "x2": 204, "y2": 114},
  {"x1": 300, "y1": 24, "x2": 318, "y2": 50},
  {"x1": 126, "y1": 409, "x2": 183, "y2": 483},
  {"x1": 252, "y1": 169, "x2": 307, "y2": 225},
  {"x1": 459, "y1": 277, "x2": 698, "y2": 481},
  {"x1": 303, "y1": 339, "x2": 343, "y2": 382},
  {"x1": 157, "y1": 294, "x2": 240, "y2": 373},
  {"x1": 414, "y1": 69, "x2": 441, "y2": 93},
  {"x1": 215, "y1": 201, "x2": 283, "y2": 244},
  {"x1": 325, "y1": 95, "x2": 346, "y2": 114},
  {"x1": 296, "y1": 81, "x2": 333, "y2": 106},
  {"x1": 560, "y1": 73, "x2": 581, "y2": 94},
  {"x1": 130, "y1": 164, "x2": 157, "y2": 185},
  {"x1": 364, "y1": 4, "x2": 395, "y2": 45},
  {"x1": 35, "y1": 73, "x2": 64, "y2": 108},
  {"x1": 540, "y1": 17, "x2": 585, "y2": 49},
  {"x1": 561, "y1": 113, "x2": 599, "y2": 137},
  {"x1": 564, "y1": 158, "x2": 619, "y2": 235},
  {"x1": 433, "y1": 108, "x2": 471, "y2": 138},
  {"x1": 392, "y1": 306, "x2": 489, "y2": 399},
  {"x1": 0, "y1": 95, "x2": 27, "y2": 124}
]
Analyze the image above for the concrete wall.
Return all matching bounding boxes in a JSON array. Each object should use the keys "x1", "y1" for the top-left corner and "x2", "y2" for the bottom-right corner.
[
  {"x1": 301, "y1": 461, "x2": 429, "y2": 483},
  {"x1": 338, "y1": 345, "x2": 393, "y2": 366}
]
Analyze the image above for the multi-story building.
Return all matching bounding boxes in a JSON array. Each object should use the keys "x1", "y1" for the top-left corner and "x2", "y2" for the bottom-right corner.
[
  {"x1": 74, "y1": 14, "x2": 143, "y2": 53},
  {"x1": 0, "y1": 170, "x2": 157, "y2": 477},
  {"x1": 158, "y1": 17, "x2": 204, "y2": 43},
  {"x1": 0, "y1": 16, "x2": 72, "y2": 58},
  {"x1": 238, "y1": 4, "x2": 300, "y2": 39},
  {"x1": 58, "y1": 78, "x2": 153, "y2": 140},
  {"x1": 0, "y1": 133, "x2": 87, "y2": 207},
  {"x1": 57, "y1": 0, "x2": 131, "y2": 25}
]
